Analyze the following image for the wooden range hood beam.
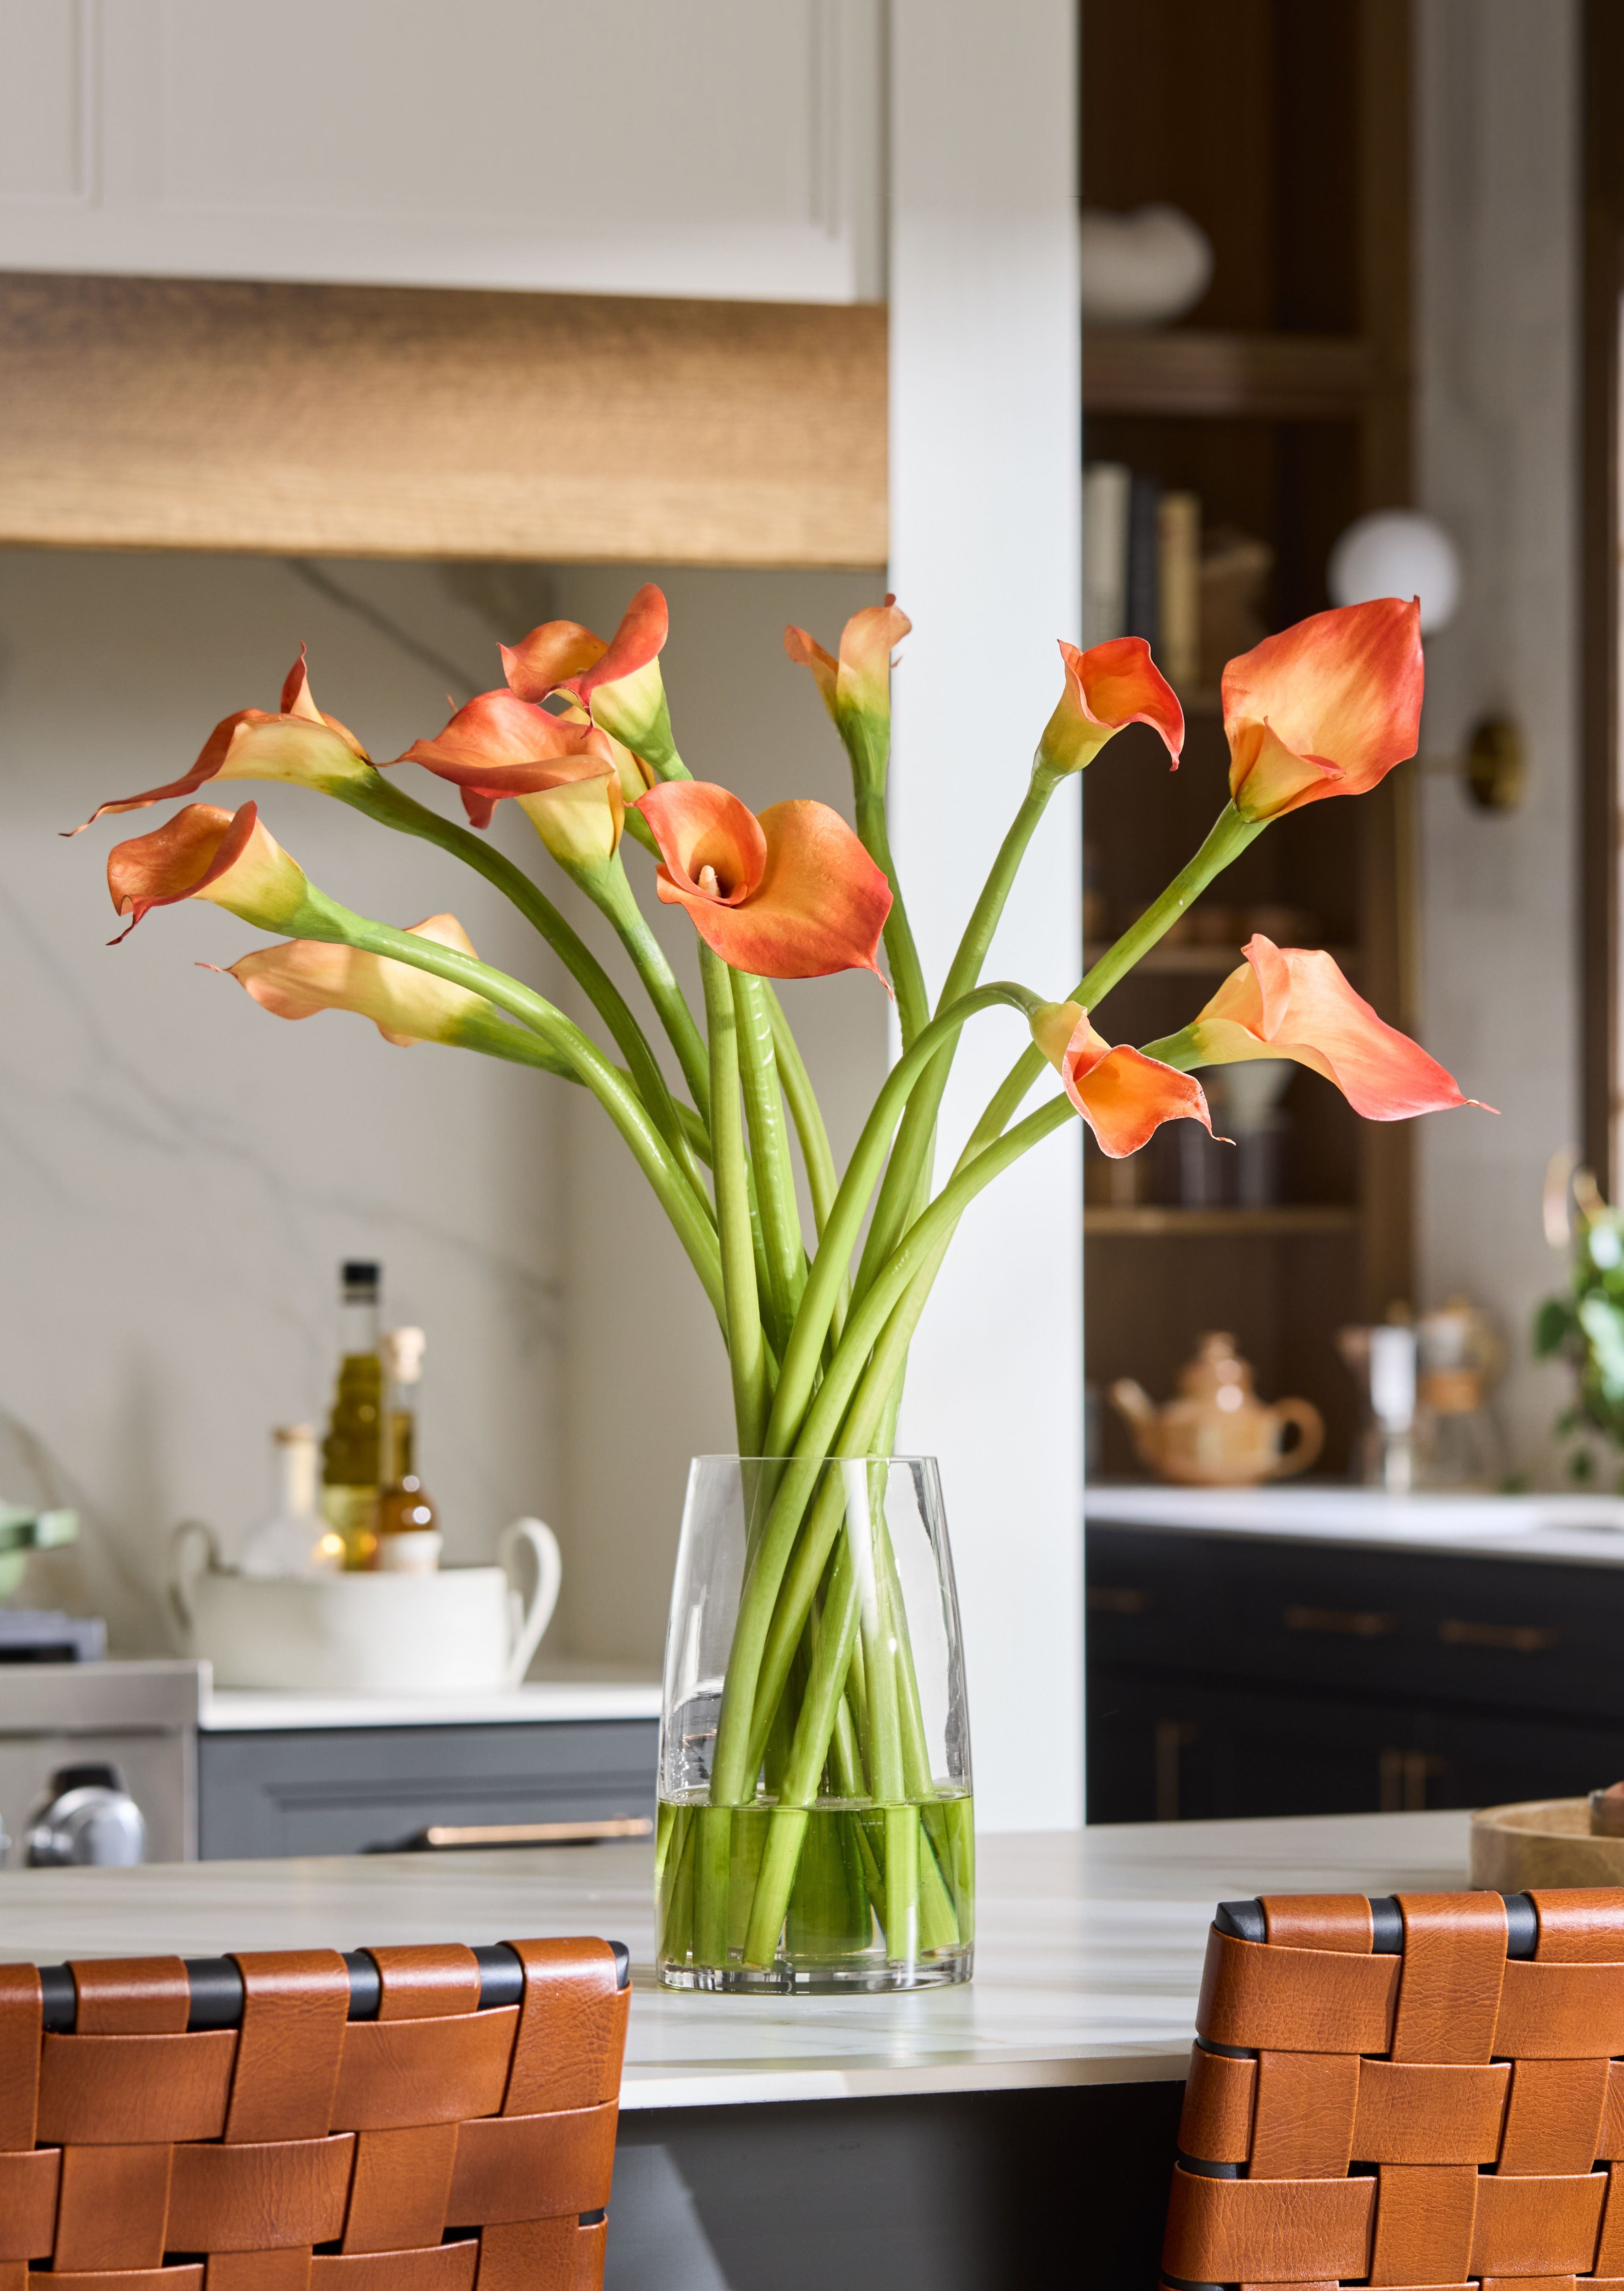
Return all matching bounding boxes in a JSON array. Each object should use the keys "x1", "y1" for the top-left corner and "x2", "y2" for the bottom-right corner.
[{"x1": 0, "y1": 273, "x2": 888, "y2": 569}]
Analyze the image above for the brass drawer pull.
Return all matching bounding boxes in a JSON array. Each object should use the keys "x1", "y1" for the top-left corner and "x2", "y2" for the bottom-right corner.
[
  {"x1": 1285, "y1": 1605, "x2": 1396, "y2": 1638},
  {"x1": 1089, "y1": 1585, "x2": 1154, "y2": 1616},
  {"x1": 1439, "y1": 1618, "x2": 1557, "y2": 1653}
]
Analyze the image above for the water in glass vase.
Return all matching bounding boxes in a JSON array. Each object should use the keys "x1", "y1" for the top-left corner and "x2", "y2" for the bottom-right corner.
[{"x1": 656, "y1": 1788, "x2": 975, "y2": 1993}]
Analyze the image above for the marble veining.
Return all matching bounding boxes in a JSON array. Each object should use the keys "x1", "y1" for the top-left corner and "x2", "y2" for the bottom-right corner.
[{"x1": 0, "y1": 1811, "x2": 1471, "y2": 2109}]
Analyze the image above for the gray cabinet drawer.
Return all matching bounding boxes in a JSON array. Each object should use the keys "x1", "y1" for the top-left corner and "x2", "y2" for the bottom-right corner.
[{"x1": 198, "y1": 1719, "x2": 658, "y2": 1859}]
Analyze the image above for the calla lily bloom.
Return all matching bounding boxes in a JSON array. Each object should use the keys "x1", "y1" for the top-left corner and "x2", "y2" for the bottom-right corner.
[
  {"x1": 396, "y1": 689, "x2": 615, "y2": 829},
  {"x1": 1223, "y1": 598, "x2": 1424, "y2": 822},
  {"x1": 637, "y1": 781, "x2": 891, "y2": 981},
  {"x1": 1172, "y1": 936, "x2": 1486, "y2": 1120},
  {"x1": 1030, "y1": 1000, "x2": 1213, "y2": 1158},
  {"x1": 223, "y1": 914, "x2": 494, "y2": 1047},
  {"x1": 1036, "y1": 638, "x2": 1184, "y2": 778},
  {"x1": 72, "y1": 651, "x2": 373, "y2": 834},
  {"x1": 503, "y1": 584, "x2": 678, "y2": 774},
  {"x1": 517, "y1": 775, "x2": 625, "y2": 871},
  {"x1": 107, "y1": 803, "x2": 313, "y2": 943},
  {"x1": 784, "y1": 596, "x2": 911, "y2": 783}
]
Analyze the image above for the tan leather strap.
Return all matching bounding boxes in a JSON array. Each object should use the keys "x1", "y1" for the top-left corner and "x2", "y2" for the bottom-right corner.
[
  {"x1": 1161, "y1": 2165, "x2": 1375, "y2": 2282},
  {"x1": 1497, "y1": 2056, "x2": 1610, "y2": 2175},
  {"x1": 1248, "y1": 2051, "x2": 1357, "y2": 2178},
  {"x1": 340, "y1": 2123, "x2": 460, "y2": 2255},
  {"x1": 225, "y1": 1953, "x2": 350, "y2": 2143},
  {"x1": 1390, "y1": 1893, "x2": 1507, "y2": 2064},
  {"x1": 1260, "y1": 1893, "x2": 1375, "y2": 1953},
  {"x1": 501, "y1": 1938, "x2": 627, "y2": 2116},
  {"x1": 473, "y1": 2217, "x2": 607, "y2": 2291},
  {"x1": 71, "y1": 1958, "x2": 190, "y2": 2035},
  {"x1": 1352, "y1": 2058, "x2": 1509, "y2": 2165},
  {"x1": 0, "y1": 2145, "x2": 60, "y2": 2262},
  {"x1": 308, "y1": 2242, "x2": 479, "y2": 2290},
  {"x1": 207, "y1": 2255, "x2": 316, "y2": 2291},
  {"x1": 0, "y1": 1966, "x2": 41, "y2": 2151},
  {"x1": 1495, "y1": 1958, "x2": 1624, "y2": 2056},
  {"x1": 166, "y1": 2134, "x2": 355, "y2": 2252},
  {"x1": 447, "y1": 2101, "x2": 620, "y2": 2224},
  {"x1": 1594, "y1": 2158, "x2": 1624, "y2": 2275},
  {"x1": 53, "y1": 2142, "x2": 175, "y2": 2271},
  {"x1": 1177, "y1": 2044, "x2": 1254, "y2": 2163},
  {"x1": 1531, "y1": 1888, "x2": 1624, "y2": 1962},
  {"x1": 37, "y1": 2028, "x2": 236, "y2": 2145},
  {"x1": 331, "y1": 2008, "x2": 518, "y2": 2130},
  {"x1": 1469, "y1": 2171, "x2": 1606, "y2": 2276},
  {"x1": 368, "y1": 1944, "x2": 481, "y2": 2021},
  {"x1": 1196, "y1": 1925, "x2": 1398, "y2": 2053},
  {"x1": 1368, "y1": 2163, "x2": 1478, "y2": 2285}
]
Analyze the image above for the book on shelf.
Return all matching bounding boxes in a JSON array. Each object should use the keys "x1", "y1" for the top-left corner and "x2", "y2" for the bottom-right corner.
[{"x1": 1081, "y1": 460, "x2": 1201, "y2": 690}]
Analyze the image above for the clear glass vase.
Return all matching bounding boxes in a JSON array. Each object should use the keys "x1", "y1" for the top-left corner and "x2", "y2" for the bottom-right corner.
[{"x1": 656, "y1": 1454, "x2": 974, "y2": 1994}]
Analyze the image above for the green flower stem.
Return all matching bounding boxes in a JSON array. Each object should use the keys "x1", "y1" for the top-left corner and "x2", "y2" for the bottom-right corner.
[
  {"x1": 693, "y1": 1806, "x2": 732, "y2": 1969},
  {"x1": 763, "y1": 985, "x2": 1037, "y2": 1463},
  {"x1": 1078, "y1": 798, "x2": 1263, "y2": 1010},
  {"x1": 958, "y1": 797, "x2": 1267, "y2": 1200},
  {"x1": 762, "y1": 986, "x2": 840, "y2": 1240},
  {"x1": 854, "y1": 785, "x2": 930, "y2": 1049},
  {"x1": 446, "y1": 1009, "x2": 581, "y2": 1078},
  {"x1": 294, "y1": 895, "x2": 725, "y2": 1322},
  {"x1": 706, "y1": 1091, "x2": 1076, "y2": 1811},
  {"x1": 852, "y1": 774, "x2": 1059, "y2": 1312},
  {"x1": 577, "y1": 853, "x2": 713, "y2": 1122},
  {"x1": 1136, "y1": 1024, "x2": 1204, "y2": 1070},
  {"x1": 701, "y1": 945, "x2": 769, "y2": 1454},
  {"x1": 733, "y1": 972, "x2": 807, "y2": 1339},
  {"x1": 337, "y1": 771, "x2": 682, "y2": 1145}
]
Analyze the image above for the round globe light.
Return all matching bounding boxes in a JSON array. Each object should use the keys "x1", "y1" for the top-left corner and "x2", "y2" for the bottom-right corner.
[{"x1": 1327, "y1": 510, "x2": 1461, "y2": 635}]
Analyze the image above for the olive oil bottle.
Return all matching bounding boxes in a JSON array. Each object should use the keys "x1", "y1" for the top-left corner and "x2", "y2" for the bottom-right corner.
[
  {"x1": 374, "y1": 1326, "x2": 440, "y2": 1572},
  {"x1": 320, "y1": 1260, "x2": 384, "y2": 1569}
]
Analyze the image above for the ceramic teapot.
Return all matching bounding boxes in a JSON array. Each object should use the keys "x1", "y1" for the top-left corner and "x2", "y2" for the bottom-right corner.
[{"x1": 1110, "y1": 1332, "x2": 1324, "y2": 1487}]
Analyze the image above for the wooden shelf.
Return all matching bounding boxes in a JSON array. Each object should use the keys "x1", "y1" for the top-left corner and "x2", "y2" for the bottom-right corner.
[
  {"x1": 0, "y1": 272, "x2": 887, "y2": 566},
  {"x1": 1085, "y1": 1205, "x2": 1362, "y2": 1237},
  {"x1": 1082, "y1": 329, "x2": 1377, "y2": 420},
  {"x1": 1083, "y1": 942, "x2": 1360, "y2": 976}
]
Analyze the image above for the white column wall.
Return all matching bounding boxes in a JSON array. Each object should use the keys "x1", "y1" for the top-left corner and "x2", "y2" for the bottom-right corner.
[{"x1": 887, "y1": 0, "x2": 1085, "y2": 1831}]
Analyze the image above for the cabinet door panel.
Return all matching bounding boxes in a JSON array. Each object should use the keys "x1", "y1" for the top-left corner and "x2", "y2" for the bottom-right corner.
[{"x1": 0, "y1": 0, "x2": 884, "y2": 301}]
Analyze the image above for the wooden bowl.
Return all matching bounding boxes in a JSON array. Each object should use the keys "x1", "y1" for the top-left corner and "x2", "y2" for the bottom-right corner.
[{"x1": 1469, "y1": 1798, "x2": 1624, "y2": 1891}]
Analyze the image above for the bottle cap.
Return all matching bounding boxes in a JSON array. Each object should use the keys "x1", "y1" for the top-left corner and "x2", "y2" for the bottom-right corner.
[
  {"x1": 342, "y1": 1260, "x2": 380, "y2": 1296},
  {"x1": 381, "y1": 1327, "x2": 427, "y2": 1383},
  {"x1": 272, "y1": 1424, "x2": 316, "y2": 1445}
]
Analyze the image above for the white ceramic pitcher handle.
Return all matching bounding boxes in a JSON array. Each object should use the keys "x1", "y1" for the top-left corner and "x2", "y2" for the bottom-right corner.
[
  {"x1": 168, "y1": 1519, "x2": 221, "y2": 1640},
  {"x1": 498, "y1": 1518, "x2": 561, "y2": 1688}
]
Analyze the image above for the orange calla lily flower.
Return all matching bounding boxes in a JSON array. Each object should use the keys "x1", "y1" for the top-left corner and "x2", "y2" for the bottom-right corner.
[
  {"x1": 72, "y1": 651, "x2": 373, "y2": 834},
  {"x1": 1036, "y1": 637, "x2": 1184, "y2": 777},
  {"x1": 396, "y1": 689, "x2": 615, "y2": 829},
  {"x1": 107, "y1": 803, "x2": 313, "y2": 943},
  {"x1": 1030, "y1": 1000, "x2": 1212, "y2": 1157},
  {"x1": 1177, "y1": 936, "x2": 1487, "y2": 1119},
  {"x1": 1222, "y1": 598, "x2": 1424, "y2": 822},
  {"x1": 784, "y1": 596, "x2": 911, "y2": 782},
  {"x1": 223, "y1": 914, "x2": 492, "y2": 1046},
  {"x1": 504, "y1": 584, "x2": 677, "y2": 771},
  {"x1": 636, "y1": 781, "x2": 891, "y2": 981}
]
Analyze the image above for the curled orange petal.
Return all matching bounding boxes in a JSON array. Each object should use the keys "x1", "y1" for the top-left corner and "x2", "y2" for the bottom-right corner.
[
  {"x1": 569, "y1": 583, "x2": 668, "y2": 704},
  {"x1": 1223, "y1": 598, "x2": 1422, "y2": 821},
  {"x1": 107, "y1": 802, "x2": 310, "y2": 942},
  {"x1": 396, "y1": 690, "x2": 612, "y2": 826},
  {"x1": 637, "y1": 782, "x2": 891, "y2": 980},
  {"x1": 783, "y1": 624, "x2": 839, "y2": 716},
  {"x1": 501, "y1": 620, "x2": 608, "y2": 704},
  {"x1": 225, "y1": 914, "x2": 485, "y2": 1046},
  {"x1": 1060, "y1": 1018, "x2": 1212, "y2": 1157},
  {"x1": 70, "y1": 649, "x2": 372, "y2": 834},
  {"x1": 1192, "y1": 935, "x2": 1488, "y2": 1119},
  {"x1": 1038, "y1": 637, "x2": 1183, "y2": 776}
]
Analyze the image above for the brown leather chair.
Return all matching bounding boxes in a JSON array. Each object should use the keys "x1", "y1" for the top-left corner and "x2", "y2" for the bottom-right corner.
[
  {"x1": 0, "y1": 1934, "x2": 629, "y2": 2291},
  {"x1": 1161, "y1": 1886, "x2": 1624, "y2": 2289}
]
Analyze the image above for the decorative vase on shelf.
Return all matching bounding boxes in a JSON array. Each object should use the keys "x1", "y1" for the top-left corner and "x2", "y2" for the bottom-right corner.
[{"x1": 657, "y1": 1454, "x2": 973, "y2": 1995}]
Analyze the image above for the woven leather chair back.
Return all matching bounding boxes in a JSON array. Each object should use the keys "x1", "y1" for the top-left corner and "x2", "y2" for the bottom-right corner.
[
  {"x1": 1161, "y1": 1886, "x2": 1624, "y2": 2290},
  {"x1": 0, "y1": 1935, "x2": 629, "y2": 2291}
]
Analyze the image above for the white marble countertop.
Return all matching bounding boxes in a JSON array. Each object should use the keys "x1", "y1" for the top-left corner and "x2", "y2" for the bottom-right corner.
[
  {"x1": 1086, "y1": 1481, "x2": 1624, "y2": 1566},
  {"x1": 201, "y1": 1658, "x2": 662, "y2": 1730},
  {"x1": 0, "y1": 1810, "x2": 1469, "y2": 2110}
]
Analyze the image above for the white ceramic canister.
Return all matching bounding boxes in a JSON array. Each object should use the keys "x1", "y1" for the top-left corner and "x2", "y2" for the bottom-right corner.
[{"x1": 169, "y1": 1518, "x2": 561, "y2": 1695}]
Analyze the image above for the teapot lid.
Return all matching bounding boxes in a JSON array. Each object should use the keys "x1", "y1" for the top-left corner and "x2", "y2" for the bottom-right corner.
[{"x1": 1177, "y1": 1331, "x2": 1257, "y2": 1402}]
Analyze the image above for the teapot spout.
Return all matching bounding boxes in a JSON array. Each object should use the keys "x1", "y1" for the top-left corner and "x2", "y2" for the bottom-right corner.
[{"x1": 1108, "y1": 1377, "x2": 1160, "y2": 1467}]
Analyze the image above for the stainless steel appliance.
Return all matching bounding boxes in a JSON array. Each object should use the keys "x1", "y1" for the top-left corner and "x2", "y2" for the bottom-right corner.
[{"x1": 0, "y1": 1661, "x2": 202, "y2": 1864}]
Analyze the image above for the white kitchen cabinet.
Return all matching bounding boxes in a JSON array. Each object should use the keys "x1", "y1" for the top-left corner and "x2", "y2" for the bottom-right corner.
[{"x1": 0, "y1": 0, "x2": 884, "y2": 302}]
